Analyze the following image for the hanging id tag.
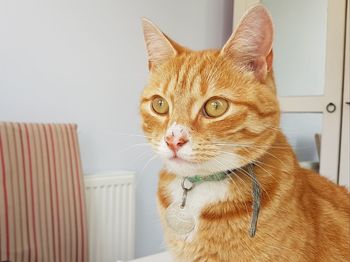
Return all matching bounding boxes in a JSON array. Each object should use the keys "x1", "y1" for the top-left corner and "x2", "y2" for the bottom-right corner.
[{"x1": 166, "y1": 178, "x2": 195, "y2": 235}]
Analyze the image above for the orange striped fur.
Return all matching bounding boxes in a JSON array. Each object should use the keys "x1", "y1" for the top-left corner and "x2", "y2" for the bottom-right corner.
[{"x1": 140, "y1": 5, "x2": 350, "y2": 261}]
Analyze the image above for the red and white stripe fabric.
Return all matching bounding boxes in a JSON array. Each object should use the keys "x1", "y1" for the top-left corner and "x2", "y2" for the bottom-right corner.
[{"x1": 0, "y1": 122, "x2": 88, "y2": 262}]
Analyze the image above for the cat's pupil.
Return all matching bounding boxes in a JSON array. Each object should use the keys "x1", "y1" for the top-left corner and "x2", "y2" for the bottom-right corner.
[
  {"x1": 212, "y1": 101, "x2": 219, "y2": 110},
  {"x1": 158, "y1": 100, "x2": 164, "y2": 107}
]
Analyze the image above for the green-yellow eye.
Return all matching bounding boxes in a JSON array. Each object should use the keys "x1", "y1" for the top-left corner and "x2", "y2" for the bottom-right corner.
[
  {"x1": 204, "y1": 97, "x2": 229, "y2": 117},
  {"x1": 152, "y1": 96, "x2": 169, "y2": 115}
]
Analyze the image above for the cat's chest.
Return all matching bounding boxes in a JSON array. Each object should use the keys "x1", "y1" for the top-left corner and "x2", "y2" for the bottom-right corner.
[
  {"x1": 164, "y1": 178, "x2": 231, "y2": 239},
  {"x1": 168, "y1": 178, "x2": 231, "y2": 211}
]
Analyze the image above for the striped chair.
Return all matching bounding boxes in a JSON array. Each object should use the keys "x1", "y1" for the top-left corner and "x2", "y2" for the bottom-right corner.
[{"x1": 0, "y1": 122, "x2": 88, "y2": 262}]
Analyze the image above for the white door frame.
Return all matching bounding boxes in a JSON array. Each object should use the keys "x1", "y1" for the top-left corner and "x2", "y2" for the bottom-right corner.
[
  {"x1": 233, "y1": 0, "x2": 347, "y2": 182},
  {"x1": 339, "y1": 0, "x2": 349, "y2": 188}
]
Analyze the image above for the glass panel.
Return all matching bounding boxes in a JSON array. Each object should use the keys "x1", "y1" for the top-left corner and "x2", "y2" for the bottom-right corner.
[
  {"x1": 262, "y1": 0, "x2": 328, "y2": 96},
  {"x1": 280, "y1": 113, "x2": 323, "y2": 171}
]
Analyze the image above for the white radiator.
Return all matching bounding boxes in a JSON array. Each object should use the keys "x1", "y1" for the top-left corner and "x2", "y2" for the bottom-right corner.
[{"x1": 84, "y1": 171, "x2": 135, "y2": 262}]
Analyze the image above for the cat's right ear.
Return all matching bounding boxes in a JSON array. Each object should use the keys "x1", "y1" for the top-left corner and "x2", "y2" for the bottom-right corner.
[
  {"x1": 221, "y1": 5, "x2": 274, "y2": 82},
  {"x1": 142, "y1": 18, "x2": 183, "y2": 70}
]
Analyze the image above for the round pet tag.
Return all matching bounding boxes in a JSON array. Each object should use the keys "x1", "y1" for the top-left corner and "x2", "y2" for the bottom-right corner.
[{"x1": 166, "y1": 202, "x2": 195, "y2": 235}]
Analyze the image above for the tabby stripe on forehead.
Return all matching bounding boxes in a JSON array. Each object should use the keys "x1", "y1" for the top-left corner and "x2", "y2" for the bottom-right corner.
[
  {"x1": 192, "y1": 73, "x2": 205, "y2": 94},
  {"x1": 186, "y1": 59, "x2": 207, "y2": 92},
  {"x1": 163, "y1": 72, "x2": 178, "y2": 95},
  {"x1": 201, "y1": 59, "x2": 214, "y2": 92},
  {"x1": 204, "y1": 55, "x2": 226, "y2": 89},
  {"x1": 176, "y1": 58, "x2": 193, "y2": 91}
]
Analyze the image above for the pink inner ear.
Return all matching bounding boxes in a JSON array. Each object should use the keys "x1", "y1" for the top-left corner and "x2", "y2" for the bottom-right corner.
[
  {"x1": 266, "y1": 49, "x2": 273, "y2": 71},
  {"x1": 251, "y1": 56, "x2": 268, "y2": 82},
  {"x1": 142, "y1": 18, "x2": 177, "y2": 70},
  {"x1": 221, "y1": 5, "x2": 274, "y2": 81},
  {"x1": 232, "y1": 6, "x2": 273, "y2": 57}
]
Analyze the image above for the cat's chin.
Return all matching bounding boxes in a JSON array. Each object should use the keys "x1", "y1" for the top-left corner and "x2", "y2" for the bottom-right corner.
[
  {"x1": 163, "y1": 152, "x2": 244, "y2": 177},
  {"x1": 163, "y1": 157, "x2": 197, "y2": 177}
]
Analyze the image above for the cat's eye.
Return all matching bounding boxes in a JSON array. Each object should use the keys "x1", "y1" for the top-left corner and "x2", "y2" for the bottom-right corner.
[
  {"x1": 203, "y1": 97, "x2": 229, "y2": 118},
  {"x1": 152, "y1": 96, "x2": 169, "y2": 115}
]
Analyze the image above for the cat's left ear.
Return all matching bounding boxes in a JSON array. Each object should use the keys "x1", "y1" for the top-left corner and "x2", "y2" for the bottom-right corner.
[
  {"x1": 221, "y1": 5, "x2": 274, "y2": 82},
  {"x1": 142, "y1": 18, "x2": 186, "y2": 70}
]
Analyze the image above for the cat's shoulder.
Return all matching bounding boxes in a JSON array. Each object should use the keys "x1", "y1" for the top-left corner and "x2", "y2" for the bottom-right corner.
[{"x1": 301, "y1": 168, "x2": 350, "y2": 211}]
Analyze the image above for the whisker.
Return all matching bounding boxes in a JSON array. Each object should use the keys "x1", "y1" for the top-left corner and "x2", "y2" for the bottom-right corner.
[
  {"x1": 210, "y1": 142, "x2": 292, "y2": 149},
  {"x1": 212, "y1": 158, "x2": 250, "y2": 215},
  {"x1": 213, "y1": 153, "x2": 271, "y2": 201},
  {"x1": 133, "y1": 150, "x2": 150, "y2": 162},
  {"x1": 118, "y1": 142, "x2": 155, "y2": 154},
  {"x1": 215, "y1": 149, "x2": 280, "y2": 188},
  {"x1": 213, "y1": 149, "x2": 277, "y2": 172},
  {"x1": 92, "y1": 130, "x2": 159, "y2": 139},
  {"x1": 210, "y1": 144, "x2": 289, "y2": 170},
  {"x1": 138, "y1": 154, "x2": 159, "y2": 180}
]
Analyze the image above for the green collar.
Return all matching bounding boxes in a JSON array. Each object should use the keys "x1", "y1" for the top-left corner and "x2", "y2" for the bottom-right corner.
[
  {"x1": 186, "y1": 171, "x2": 230, "y2": 184},
  {"x1": 183, "y1": 163, "x2": 261, "y2": 238}
]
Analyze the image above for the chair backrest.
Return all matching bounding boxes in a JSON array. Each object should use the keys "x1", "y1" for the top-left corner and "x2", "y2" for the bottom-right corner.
[{"x1": 0, "y1": 122, "x2": 88, "y2": 262}]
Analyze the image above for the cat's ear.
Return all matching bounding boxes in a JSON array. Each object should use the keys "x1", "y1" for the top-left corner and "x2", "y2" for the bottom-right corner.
[
  {"x1": 142, "y1": 18, "x2": 185, "y2": 70},
  {"x1": 221, "y1": 5, "x2": 274, "y2": 82}
]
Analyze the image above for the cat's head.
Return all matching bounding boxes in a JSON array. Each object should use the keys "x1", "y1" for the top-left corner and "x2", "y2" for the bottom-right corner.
[{"x1": 140, "y1": 5, "x2": 280, "y2": 177}]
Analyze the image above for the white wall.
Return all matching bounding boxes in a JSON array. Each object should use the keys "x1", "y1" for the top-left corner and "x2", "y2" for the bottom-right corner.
[
  {"x1": 262, "y1": 0, "x2": 328, "y2": 97},
  {"x1": 0, "y1": 0, "x2": 233, "y2": 257}
]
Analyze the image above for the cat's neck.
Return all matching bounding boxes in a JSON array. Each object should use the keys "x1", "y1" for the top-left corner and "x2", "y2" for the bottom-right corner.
[
  {"x1": 257, "y1": 131, "x2": 299, "y2": 176},
  {"x1": 253, "y1": 130, "x2": 300, "y2": 198},
  {"x1": 241, "y1": 131, "x2": 299, "y2": 201},
  {"x1": 199, "y1": 131, "x2": 300, "y2": 221}
]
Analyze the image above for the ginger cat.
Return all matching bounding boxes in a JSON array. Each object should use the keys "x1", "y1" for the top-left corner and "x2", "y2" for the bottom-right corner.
[{"x1": 140, "y1": 5, "x2": 350, "y2": 262}]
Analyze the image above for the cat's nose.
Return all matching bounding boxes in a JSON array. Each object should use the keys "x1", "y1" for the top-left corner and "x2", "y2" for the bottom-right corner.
[{"x1": 165, "y1": 135, "x2": 188, "y2": 152}]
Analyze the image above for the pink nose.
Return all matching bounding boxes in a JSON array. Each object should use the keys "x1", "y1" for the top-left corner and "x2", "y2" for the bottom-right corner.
[{"x1": 165, "y1": 135, "x2": 188, "y2": 152}]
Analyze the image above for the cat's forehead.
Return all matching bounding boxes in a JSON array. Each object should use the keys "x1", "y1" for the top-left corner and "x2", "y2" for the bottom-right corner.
[{"x1": 149, "y1": 51, "x2": 234, "y2": 98}]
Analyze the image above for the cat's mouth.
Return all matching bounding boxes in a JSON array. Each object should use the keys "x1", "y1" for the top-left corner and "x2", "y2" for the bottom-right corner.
[{"x1": 169, "y1": 155, "x2": 193, "y2": 164}]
